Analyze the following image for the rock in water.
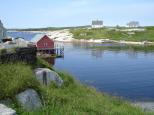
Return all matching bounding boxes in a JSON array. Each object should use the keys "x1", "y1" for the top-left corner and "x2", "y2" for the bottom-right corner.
[
  {"x1": 0, "y1": 104, "x2": 16, "y2": 115},
  {"x1": 15, "y1": 89, "x2": 42, "y2": 111},
  {"x1": 34, "y1": 68, "x2": 63, "y2": 86}
]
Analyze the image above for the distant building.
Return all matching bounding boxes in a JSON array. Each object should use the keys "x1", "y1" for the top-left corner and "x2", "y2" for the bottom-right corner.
[
  {"x1": 127, "y1": 21, "x2": 140, "y2": 28},
  {"x1": 0, "y1": 20, "x2": 6, "y2": 42},
  {"x1": 92, "y1": 20, "x2": 103, "y2": 28}
]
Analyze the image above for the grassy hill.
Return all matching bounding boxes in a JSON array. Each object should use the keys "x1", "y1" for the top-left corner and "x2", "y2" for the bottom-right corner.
[
  {"x1": 0, "y1": 58, "x2": 153, "y2": 115},
  {"x1": 70, "y1": 26, "x2": 154, "y2": 42}
]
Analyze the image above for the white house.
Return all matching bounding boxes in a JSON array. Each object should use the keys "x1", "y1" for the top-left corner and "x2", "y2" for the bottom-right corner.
[
  {"x1": 92, "y1": 20, "x2": 103, "y2": 28},
  {"x1": 127, "y1": 21, "x2": 140, "y2": 28},
  {"x1": 0, "y1": 20, "x2": 6, "y2": 42}
]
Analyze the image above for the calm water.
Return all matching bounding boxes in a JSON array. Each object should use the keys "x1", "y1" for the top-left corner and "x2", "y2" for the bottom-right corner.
[
  {"x1": 7, "y1": 31, "x2": 36, "y2": 41},
  {"x1": 8, "y1": 32, "x2": 154, "y2": 101},
  {"x1": 54, "y1": 43, "x2": 154, "y2": 101}
]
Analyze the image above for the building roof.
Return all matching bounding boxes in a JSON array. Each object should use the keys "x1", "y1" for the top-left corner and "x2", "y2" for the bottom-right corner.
[
  {"x1": 0, "y1": 20, "x2": 6, "y2": 42},
  {"x1": 92, "y1": 20, "x2": 103, "y2": 25},
  {"x1": 31, "y1": 34, "x2": 45, "y2": 43},
  {"x1": 127, "y1": 21, "x2": 139, "y2": 27}
]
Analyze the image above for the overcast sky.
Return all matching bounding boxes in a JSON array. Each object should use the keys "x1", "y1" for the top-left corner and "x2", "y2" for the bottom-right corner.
[{"x1": 0, "y1": 0, "x2": 154, "y2": 28}]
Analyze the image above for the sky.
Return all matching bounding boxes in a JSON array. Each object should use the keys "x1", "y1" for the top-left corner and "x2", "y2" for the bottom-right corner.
[{"x1": 0, "y1": 0, "x2": 154, "y2": 28}]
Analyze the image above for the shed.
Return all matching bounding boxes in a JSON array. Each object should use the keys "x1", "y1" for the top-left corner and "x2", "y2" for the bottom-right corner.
[{"x1": 31, "y1": 34, "x2": 54, "y2": 50}]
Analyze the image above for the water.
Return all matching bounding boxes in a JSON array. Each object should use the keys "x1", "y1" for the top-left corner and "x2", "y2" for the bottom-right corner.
[
  {"x1": 7, "y1": 31, "x2": 36, "y2": 41},
  {"x1": 8, "y1": 32, "x2": 154, "y2": 101},
  {"x1": 54, "y1": 43, "x2": 154, "y2": 101}
]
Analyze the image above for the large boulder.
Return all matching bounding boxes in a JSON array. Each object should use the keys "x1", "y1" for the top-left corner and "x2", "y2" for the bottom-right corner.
[
  {"x1": 0, "y1": 104, "x2": 16, "y2": 115},
  {"x1": 133, "y1": 102, "x2": 154, "y2": 112},
  {"x1": 34, "y1": 68, "x2": 63, "y2": 86},
  {"x1": 15, "y1": 89, "x2": 42, "y2": 111},
  {"x1": 0, "y1": 99, "x2": 12, "y2": 107}
]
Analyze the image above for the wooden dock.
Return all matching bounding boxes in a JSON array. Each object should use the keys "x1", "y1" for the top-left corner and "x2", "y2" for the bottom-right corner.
[{"x1": 37, "y1": 47, "x2": 64, "y2": 58}]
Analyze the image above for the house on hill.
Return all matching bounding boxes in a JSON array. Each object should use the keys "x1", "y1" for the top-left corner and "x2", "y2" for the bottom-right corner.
[
  {"x1": 31, "y1": 34, "x2": 54, "y2": 50},
  {"x1": 0, "y1": 20, "x2": 6, "y2": 42},
  {"x1": 92, "y1": 20, "x2": 103, "y2": 28},
  {"x1": 127, "y1": 21, "x2": 140, "y2": 28}
]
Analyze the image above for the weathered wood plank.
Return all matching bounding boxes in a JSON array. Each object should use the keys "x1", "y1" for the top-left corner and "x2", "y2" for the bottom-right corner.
[{"x1": 0, "y1": 47, "x2": 37, "y2": 64}]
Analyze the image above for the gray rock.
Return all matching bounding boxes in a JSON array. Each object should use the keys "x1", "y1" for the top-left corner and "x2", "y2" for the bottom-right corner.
[
  {"x1": 34, "y1": 68, "x2": 63, "y2": 86},
  {"x1": 0, "y1": 99, "x2": 12, "y2": 107},
  {"x1": 133, "y1": 102, "x2": 154, "y2": 112},
  {"x1": 0, "y1": 104, "x2": 16, "y2": 115},
  {"x1": 15, "y1": 89, "x2": 42, "y2": 111}
]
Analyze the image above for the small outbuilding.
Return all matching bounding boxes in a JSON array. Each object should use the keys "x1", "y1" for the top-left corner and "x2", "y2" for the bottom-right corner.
[
  {"x1": 31, "y1": 34, "x2": 64, "y2": 57},
  {"x1": 31, "y1": 34, "x2": 54, "y2": 50}
]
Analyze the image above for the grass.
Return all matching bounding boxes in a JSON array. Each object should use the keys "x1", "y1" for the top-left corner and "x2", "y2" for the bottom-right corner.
[
  {"x1": 0, "y1": 63, "x2": 40, "y2": 100},
  {"x1": 0, "y1": 58, "x2": 154, "y2": 115},
  {"x1": 70, "y1": 26, "x2": 154, "y2": 42}
]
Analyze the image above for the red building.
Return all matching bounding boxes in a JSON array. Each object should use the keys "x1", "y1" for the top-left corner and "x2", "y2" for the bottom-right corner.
[
  {"x1": 36, "y1": 35, "x2": 54, "y2": 50},
  {"x1": 31, "y1": 35, "x2": 55, "y2": 54},
  {"x1": 31, "y1": 34, "x2": 63, "y2": 56}
]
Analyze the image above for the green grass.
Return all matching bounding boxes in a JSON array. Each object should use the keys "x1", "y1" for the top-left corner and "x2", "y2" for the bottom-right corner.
[
  {"x1": 70, "y1": 26, "x2": 154, "y2": 42},
  {"x1": 0, "y1": 63, "x2": 40, "y2": 100},
  {"x1": 0, "y1": 58, "x2": 153, "y2": 115}
]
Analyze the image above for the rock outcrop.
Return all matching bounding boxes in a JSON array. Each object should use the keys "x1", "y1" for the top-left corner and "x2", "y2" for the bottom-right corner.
[
  {"x1": 15, "y1": 89, "x2": 42, "y2": 111},
  {"x1": 134, "y1": 102, "x2": 154, "y2": 112},
  {"x1": 34, "y1": 68, "x2": 63, "y2": 86},
  {"x1": 0, "y1": 99, "x2": 12, "y2": 107},
  {"x1": 0, "y1": 104, "x2": 16, "y2": 115}
]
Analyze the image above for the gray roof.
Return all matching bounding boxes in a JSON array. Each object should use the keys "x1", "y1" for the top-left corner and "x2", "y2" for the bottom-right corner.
[
  {"x1": 127, "y1": 21, "x2": 139, "y2": 26},
  {"x1": 31, "y1": 34, "x2": 45, "y2": 43},
  {"x1": 92, "y1": 20, "x2": 103, "y2": 25}
]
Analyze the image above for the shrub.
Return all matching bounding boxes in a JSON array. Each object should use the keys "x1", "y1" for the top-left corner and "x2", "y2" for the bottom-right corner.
[
  {"x1": 32, "y1": 57, "x2": 52, "y2": 69},
  {"x1": 0, "y1": 49, "x2": 7, "y2": 55}
]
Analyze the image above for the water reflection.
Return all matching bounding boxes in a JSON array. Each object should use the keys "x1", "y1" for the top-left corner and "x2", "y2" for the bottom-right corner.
[
  {"x1": 72, "y1": 41, "x2": 97, "y2": 49},
  {"x1": 125, "y1": 50, "x2": 138, "y2": 59},
  {"x1": 91, "y1": 49, "x2": 104, "y2": 58},
  {"x1": 71, "y1": 42, "x2": 154, "y2": 59}
]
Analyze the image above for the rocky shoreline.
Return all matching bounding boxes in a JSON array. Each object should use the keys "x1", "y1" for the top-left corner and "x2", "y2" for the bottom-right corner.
[
  {"x1": 72, "y1": 39, "x2": 154, "y2": 45},
  {"x1": 9, "y1": 30, "x2": 154, "y2": 45},
  {"x1": 133, "y1": 102, "x2": 154, "y2": 112},
  {"x1": 0, "y1": 67, "x2": 64, "y2": 114}
]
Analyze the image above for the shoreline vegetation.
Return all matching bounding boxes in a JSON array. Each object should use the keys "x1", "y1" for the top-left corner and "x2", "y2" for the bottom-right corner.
[
  {"x1": 8, "y1": 26, "x2": 154, "y2": 45},
  {"x1": 70, "y1": 26, "x2": 154, "y2": 42},
  {"x1": 0, "y1": 58, "x2": 153, "y2": 114}
]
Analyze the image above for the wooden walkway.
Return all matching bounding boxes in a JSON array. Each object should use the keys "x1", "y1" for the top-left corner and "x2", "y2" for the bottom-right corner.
[{"x1": 37, "y1": 47, "x2": 64, "y2": 58}]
